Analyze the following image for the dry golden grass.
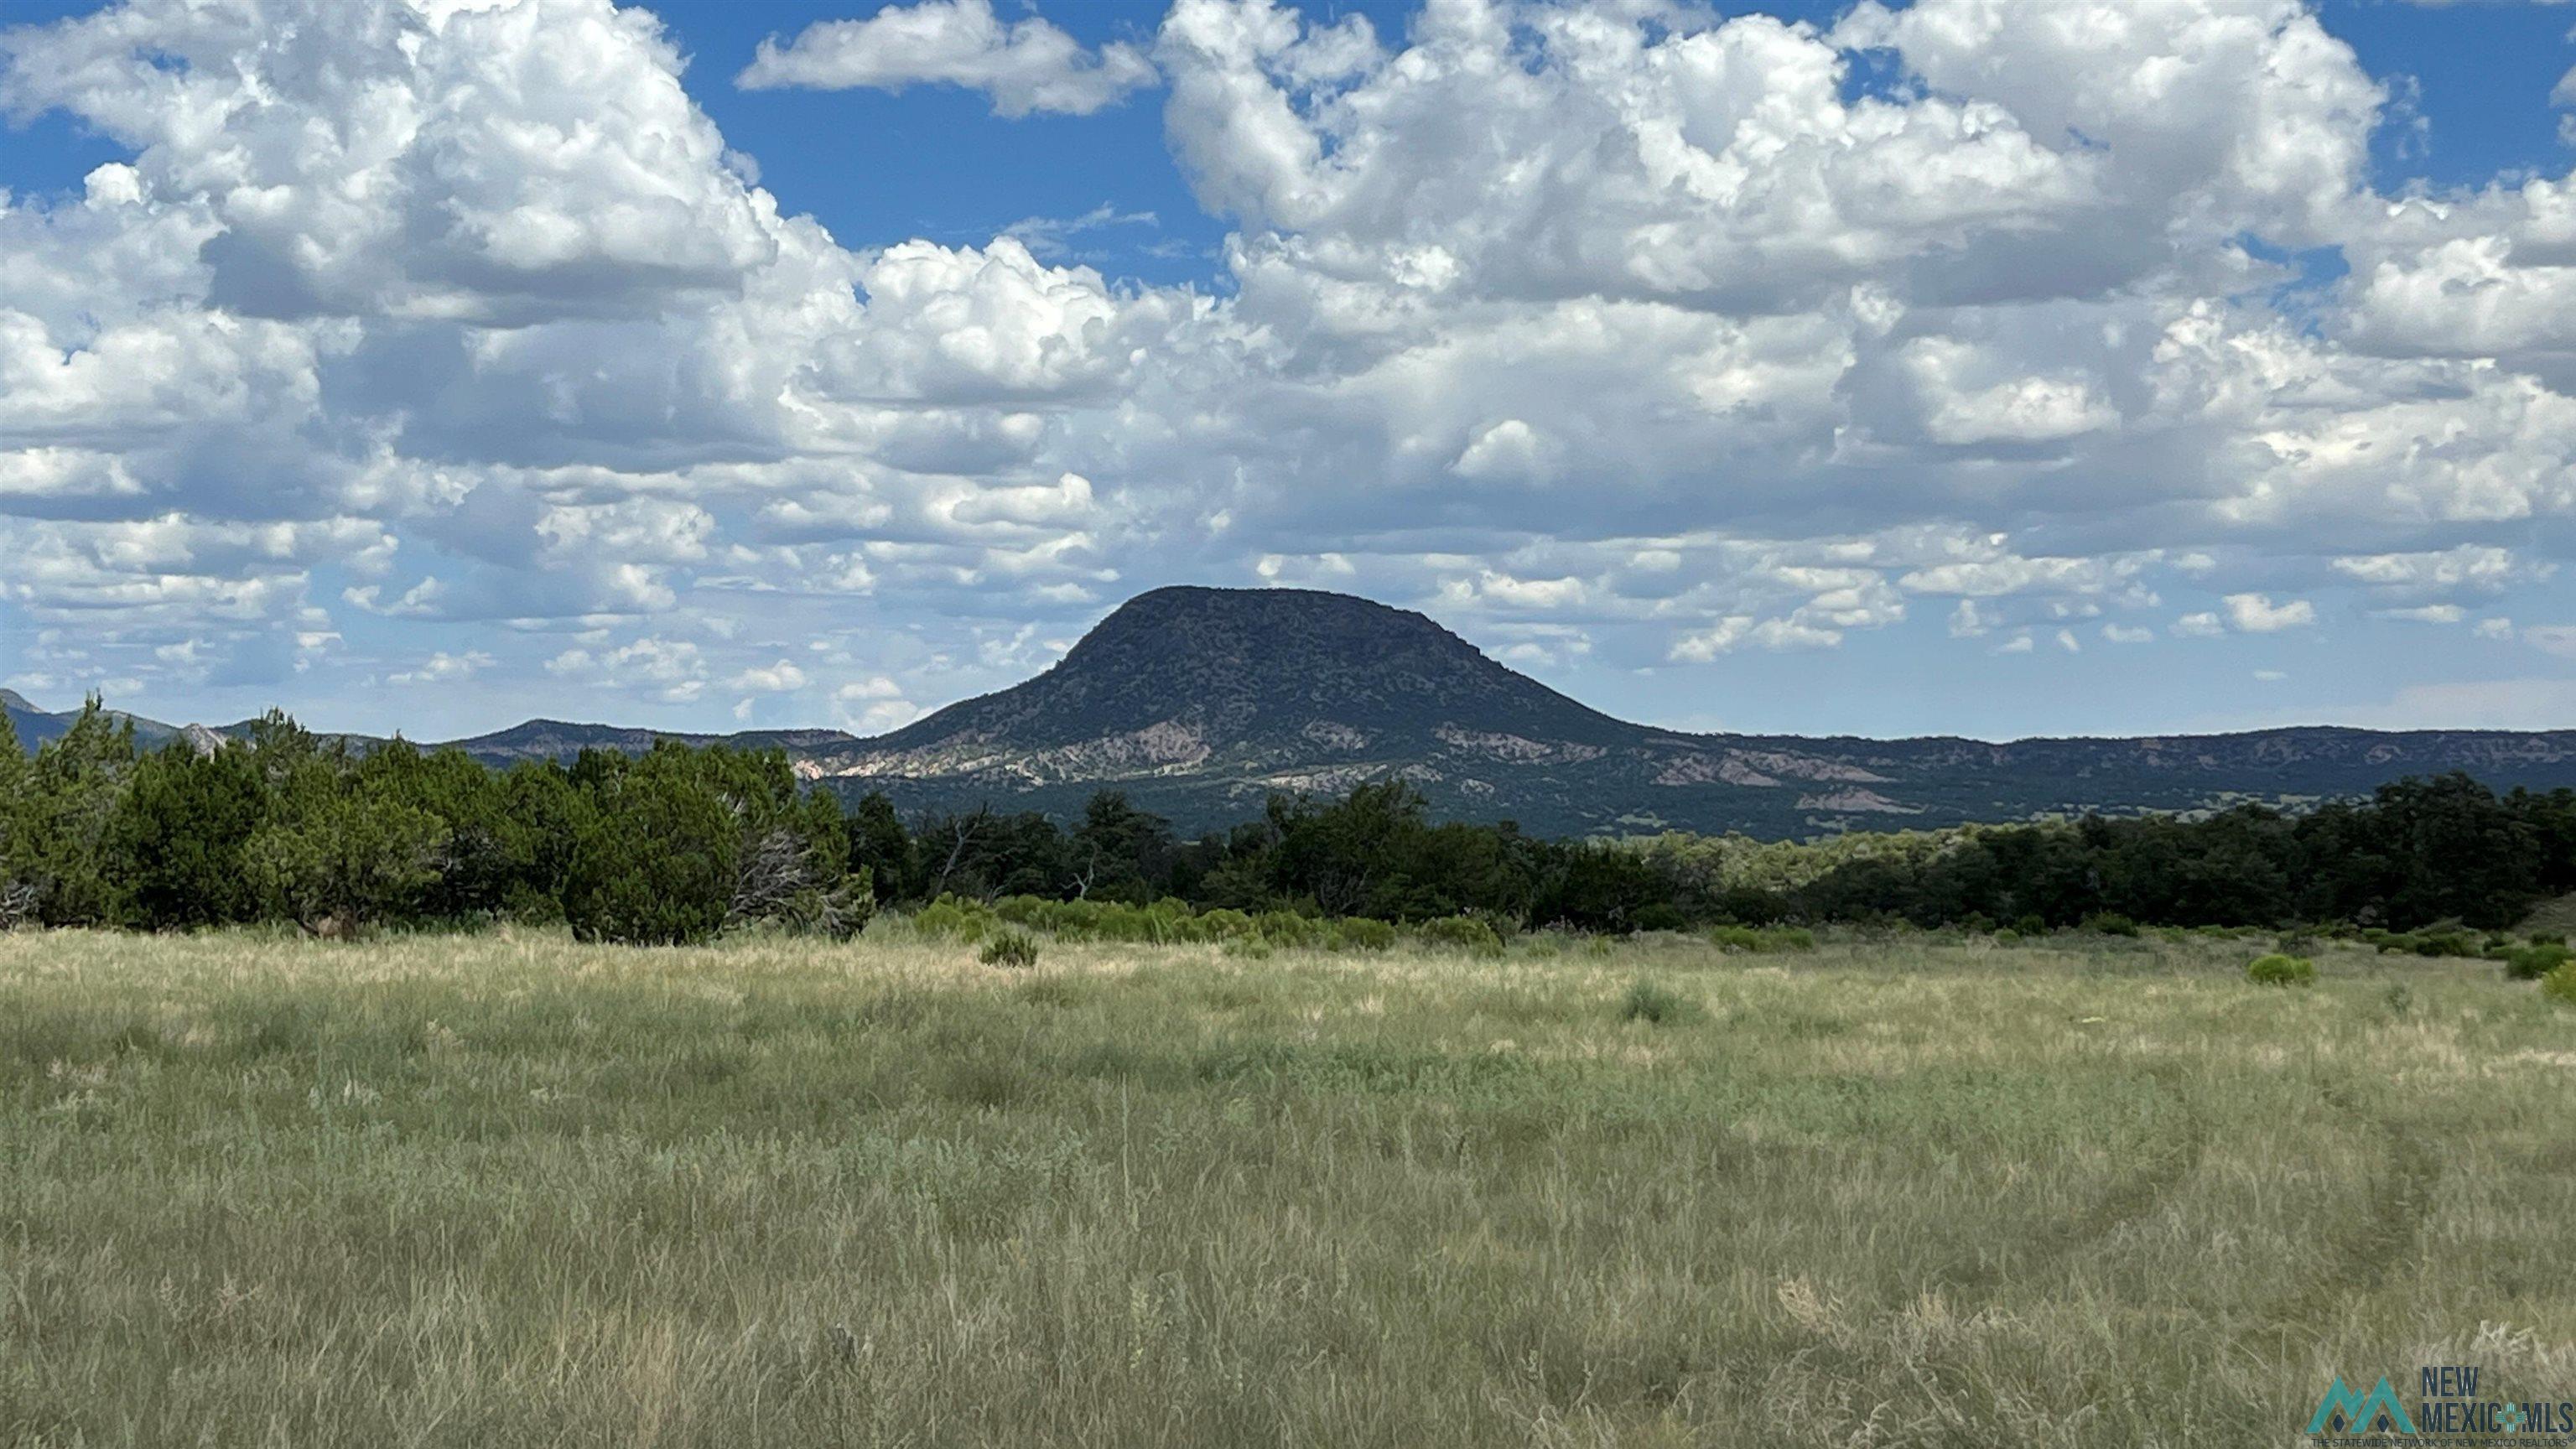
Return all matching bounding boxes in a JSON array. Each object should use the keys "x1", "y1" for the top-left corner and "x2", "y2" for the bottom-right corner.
[{"x1": 3, "y1": 924, "x2": 2570, "y2": 1446}]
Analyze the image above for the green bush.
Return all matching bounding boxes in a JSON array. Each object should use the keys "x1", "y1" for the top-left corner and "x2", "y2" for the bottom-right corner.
[
  {"x1": 1711, "y1": 924, "x2": 1816, "y2": 953},
  {"x1": 978, "y1": 929, "x2": 1040, "y2": 969},
  {"x1": 1411, "y1": 914, "x2": 1504, "y2": 956},
  {"x1": 911, "y1": 896, "x2": 996, "y2": 943},
  {"x1": 1330, "y1": 917, "x2": 1398, "y2": 952},
  {"x1": 1253, "y1": 910, "x2": 1326, "y2": 948},
  {"x1": 2080, "y1": 911, "x2": 2141, "y2": 937},
  {"x1": 1619, "y1": 979, "x2": 1701, "y2": 1026},
  {"x1": 2012, "y1": 914, "x2": 2048, "y2": 937},
  {"x1": 2502, "y1": 942, "x2": 2573, "y2": 982},
  {"x1": 1992, "y1": 927, "x2": 2020, "y2": 943},
  {"x1": 2542, "y1": 962, "x2": 2576, "y2": 1005},
  {"x1": 2246, "y1": 953, "x2": 2316, "y2": 987},
  {"x1": 2363, "y1": 929, "x2": 2485, "y2": 958},
  {"x1": 1194, "y1": 907, "x2": 1259, "y2": 942},
  {"x1": 1631, "y1": 902, "x2": 1688, "y2": 932},
  {"x1": 991, "y1": 894, "x2": 1051, "y2": 927}
]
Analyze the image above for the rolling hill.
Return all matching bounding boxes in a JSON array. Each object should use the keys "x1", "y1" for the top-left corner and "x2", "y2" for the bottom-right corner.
[{"x1": 13, "y1": 586, "x2": 2575, "y2": 837}]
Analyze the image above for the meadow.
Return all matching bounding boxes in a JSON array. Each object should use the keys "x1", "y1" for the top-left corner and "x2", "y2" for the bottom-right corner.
[{"x1": 3, "y1": 924, "x2": 2570, "y2": 1446}]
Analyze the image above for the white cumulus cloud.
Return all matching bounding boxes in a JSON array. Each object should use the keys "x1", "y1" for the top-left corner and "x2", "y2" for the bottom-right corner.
[{"x1": 739, "y1": 1, "x2": 1154, "y2": 117}]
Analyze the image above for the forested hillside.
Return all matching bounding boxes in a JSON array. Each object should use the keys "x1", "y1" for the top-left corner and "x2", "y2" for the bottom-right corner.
[{"x1": 8, "y1": 702, "x2": 2570, "y2": 964}]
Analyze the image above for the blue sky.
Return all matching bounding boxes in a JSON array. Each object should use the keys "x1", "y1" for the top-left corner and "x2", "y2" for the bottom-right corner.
[{"x1": 3, "y1": 0, "x2": 2572, "y2": 744}]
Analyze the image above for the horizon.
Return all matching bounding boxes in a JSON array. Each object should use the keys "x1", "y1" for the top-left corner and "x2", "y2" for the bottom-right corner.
[
  {"x1": 4, "y1": 0, "x2": 2574, "y2": 742},
  {"x1": 10, "y1": 580, "x2": 2574, "y2": 751}
]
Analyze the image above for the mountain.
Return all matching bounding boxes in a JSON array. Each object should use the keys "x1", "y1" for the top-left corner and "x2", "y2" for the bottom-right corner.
[
  {"x1": 789, "y1": 587, "x2": 2576, "y2": 834},
  {"x1": 3, "y1": 688, "x2": 198, "y2": 753},
  {"x1": 835, "y1": 585, "x2": 1639, "y2": 763},
  {"x1": 440, "y1": 718, "x2": 854, "y2": 763},
  {"x1": 13, "y1": 585, "x2": 2576, "y2": 837}
]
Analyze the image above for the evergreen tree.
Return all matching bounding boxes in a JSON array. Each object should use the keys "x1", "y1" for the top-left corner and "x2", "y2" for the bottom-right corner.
[
  {"x1": 1072, "y1": 791, "x2": 1175, "y2": 901},
  {"x1": 19, "y1": 700, "x2": 138, "y2": 926},
  {"x1": 0, "y1": 709, "x2": 30, "y2": 927},
  {"x1": 563, "y1": 745, "x2": 738, "y2": 945},
  {"x1": 242, "y1": 785, "x2": 449, "y2": 937},
  {"x1": 104, "y1": 741, "x2": 267, "y2": 929},
  {"x1": 844, "y1": 792, "x2": 918, "y2": 902}
]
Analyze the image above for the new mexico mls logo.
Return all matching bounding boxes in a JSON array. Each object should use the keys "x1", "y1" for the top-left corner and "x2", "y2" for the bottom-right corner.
[{"x1": 2308, "y1": 1375, "x2": 2418, "y2": 1436}]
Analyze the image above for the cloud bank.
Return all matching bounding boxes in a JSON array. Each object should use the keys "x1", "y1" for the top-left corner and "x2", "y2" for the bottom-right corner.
[{"x1": 2, "y1": 0, "x2": 2570, "y2": 737}]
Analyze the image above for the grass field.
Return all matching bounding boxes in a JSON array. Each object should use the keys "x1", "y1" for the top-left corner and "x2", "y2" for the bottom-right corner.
[{"x1": 3, "y1": 925, "x2": 2571, "y2": 1447}]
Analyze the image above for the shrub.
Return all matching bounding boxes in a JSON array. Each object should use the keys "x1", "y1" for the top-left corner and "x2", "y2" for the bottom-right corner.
[
  {"x1": 1194, "y1": 907, "x2": 1259, "y2": 942},
  {"x1": 2080, "y1": 911, "x2": 2141, "y2": 937},
  {"x1": 978, "y1": 929, "x2": 1040, "y2": 969},
  {"x1": 1330, "y1": 917, "x2": 1397, "y2": 952},
  {"x1": 911, "y1": 896, "x2": 996, "y2": 943},
  {"x1": 1253, "y1": 910, "x2": 1326, "y2": 948},
  {"x1": 2012, "y1": 914, "x2": 2048, "y2": 937},
  {"x1": 1411, "y1": 915, "x2": 1505, "y2": 956},
  {"x1": 991, "y1": 894, "x2": 1052, "y2": 927},
  {"x1": 1711, "y1": 924, "x2": 1816, "y2": 953},
  {"x1": 2412, "y1": 932, "x2": 2480, "y2": 958},
  {"x1": 2542, "y1": 962, "x2": 2576, "y2": 1005},
  {"x1": 2502, "y1": 942, "x2": 2573, "y2": 982},
  {"x1": 1631, "y1": 902, "x2": 1688, "y2": 932},
  {"x1": 2246, "y1": 953, "x2": 2316, "y2": 987},
  {"x1": 1619, "y1": 979, "x2": 1701, "y2": 1026},
  {"x1": 1992, "y1": 927, "x2": 2020, "y2": 943}
]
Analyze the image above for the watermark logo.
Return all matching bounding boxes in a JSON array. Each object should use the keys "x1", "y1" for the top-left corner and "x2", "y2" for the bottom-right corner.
[
  {"x1": 2303, "y1": 1364, "x2": 2574, "y2": 1446},
  {"x1": 2308, "y1": 1377, "x2": 2416, "y2": 1436}
]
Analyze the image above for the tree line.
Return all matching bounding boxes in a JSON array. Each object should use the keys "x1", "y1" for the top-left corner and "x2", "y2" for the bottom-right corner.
[
  {"x1": 0, "y1": 704, "x2": 862, "y2": 943},
  {"x1": 5, "y1": 699, "x2": 2570, "y2": 943}
]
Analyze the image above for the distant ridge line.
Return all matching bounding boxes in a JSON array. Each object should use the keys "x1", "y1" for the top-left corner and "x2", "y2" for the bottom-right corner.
[{"x1": 10, "y1": 585, "x2": 2573, "y2": 838}]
